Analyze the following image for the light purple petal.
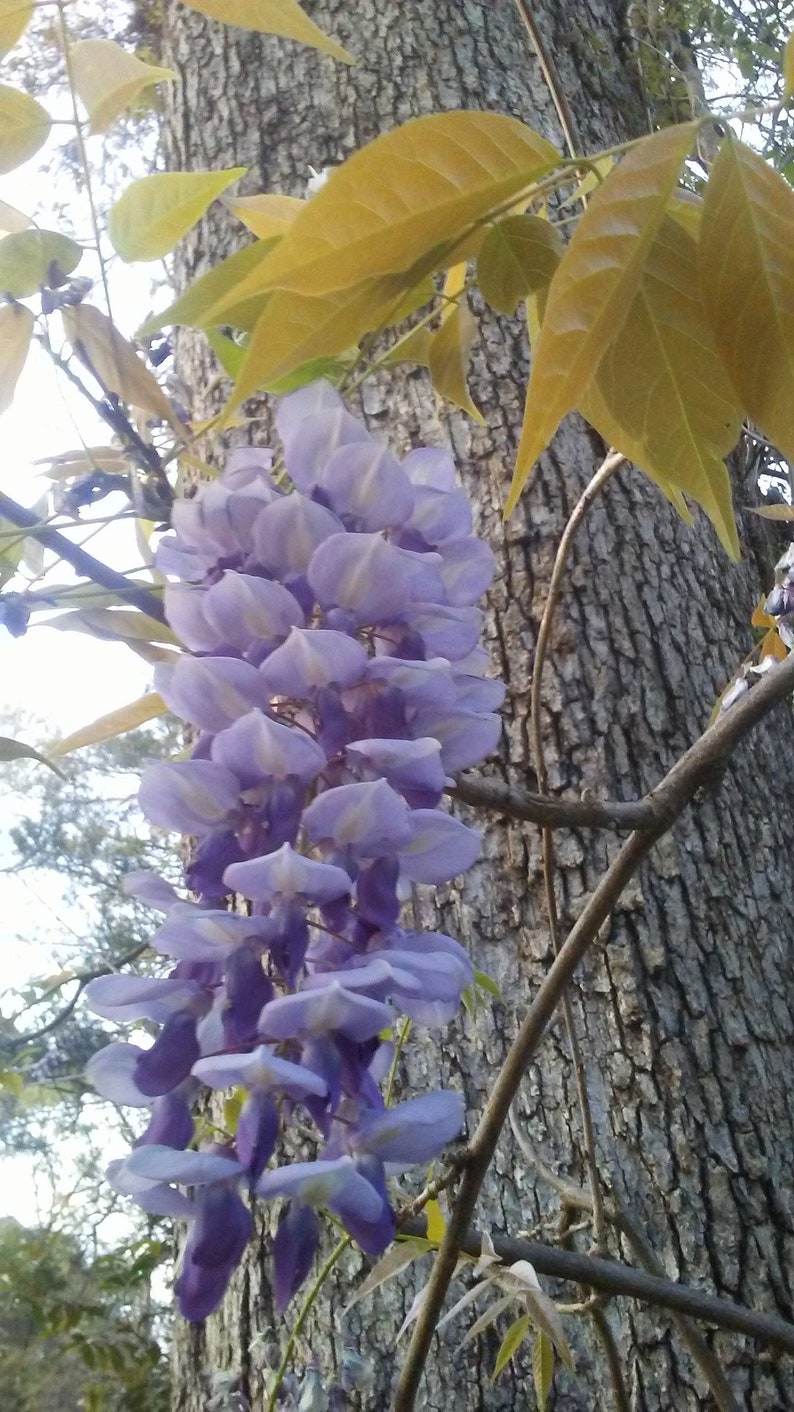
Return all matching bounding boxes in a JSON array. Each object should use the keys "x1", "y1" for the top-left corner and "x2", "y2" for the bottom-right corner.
[
  {"x1": 399, "y1": 810, "x2": 482, "y2": 883},
  {"x1": 309, "y1": 533, "x2": 443, "y2": 624},
  {"x1": 437, "y1": 538, "x2": 496, "y2": 605},
  {"x1": 402, "y1": 603, "x2": 483, "y2": 661},
  {"x1": 301, "y1": 780, "x2": 413, "y2": 855},
  {"x1": 155, "y1": 656, "x2": 272, "y2": 733},
  {"x1": 139, "y1": 759, "x2": 240, "y2": 836},
  {"x1": 259, "y1": 984, "x2": 392, "y2": 1042},
  {"x1": 356, "y1": 1090, "x2": 465, "y2": 1167},
  {"x1": 203, "y1": 571, "x2": 304, "y2": 651},
  {"x1": 366, "y1": 656, "x2": 457, "y2": 710},
  {"x1": 223, "y1": 445, "x2": 276, "y2": 490},
  {"x1": 84, "y1": 975, "x2": 203, "y2": 1024},
  {"x1": 121, "y1": 871, "x2": 181, "y2": 910},
  {"x1": 212, "y1": 711, "x2": 326, "y2": 787},
  {"x1": 124, "y1": 1144, "x2": 243, "y2": 1185},
  {"x1": 275, "y1": 381, "x2": 344, "y2": 444},
  {"x1": 106, "y1": 1157, "x2": 196, "y2": 1218},
  {"x1": 223, "y1": 842, "x2": 352, "y2": 904},
  {"x1": 86, "y1": 1042, "x2": 151, "y2": 1107},
  {"x1": 279, "y1": 403, "x2": 371, "y2": 492},
  {"x1": 406, "y1": 484, "x2": 472, "y2": 542},
  {"x1": 401, "y1": 447, "x2": 458, "y2": 492},
  {"x1": 410, "y1": 708, "x2": 502, "y2": 772},
  {"x1": 252, "y1": 494, "x2": 343, "y2": 577},
  {"x1": 164, "y1": 583, "x2": 224, "y2": 653},
  {"x1": 192, "y1": 1045, "x2": 328, "y2": 1099},
  {"x1": 257, "y1": 1155, "x2": 384, "y2": 1221},
  {"x1": 345, "y1": 737, "x2": 446, "y2": 796},
  {"x1": 259, "y1": 626, "x2": 368, "y2": 697},
  {"x1": 452, "y1": 672, "x2": 506, "y2": 713},
  {"x1": 152, "y1": 907, "x2": 276, "y2": 962},
  {"x1": 316, "y1": 442, "x2": 414, "y2": 530}
]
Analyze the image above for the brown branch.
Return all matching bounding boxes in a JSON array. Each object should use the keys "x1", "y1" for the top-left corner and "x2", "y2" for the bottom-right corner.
[
  {"x1": 0, "y1": 491, "x2": 166, "y2": 623},
  {"x1": 394, "y1": 646, "x2": 794, "y2": 1409},
  {"x1": 398, "y1": 1216, "x2": 794, "y2": 1356},
  {"x1": 448, "y1": 774, "x2": 660, "y2": 830}
]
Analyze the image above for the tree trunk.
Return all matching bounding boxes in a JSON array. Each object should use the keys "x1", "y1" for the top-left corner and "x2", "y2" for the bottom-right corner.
[{"x1": 161, "y1": 2, "x2": 794, "y2": 1408}]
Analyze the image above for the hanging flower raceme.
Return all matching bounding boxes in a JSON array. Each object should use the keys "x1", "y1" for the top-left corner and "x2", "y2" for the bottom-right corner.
[{"x1": 85, "y1": 381, "x2": 505, "y2": 1321}]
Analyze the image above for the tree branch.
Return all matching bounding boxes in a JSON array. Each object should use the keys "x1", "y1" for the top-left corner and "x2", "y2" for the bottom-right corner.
[
  {"x1": 398, "y1": 1217, "x2": 794, "y2": 1356},
  {"x1": 448, "y1": 774, "x2": 660, "y2": 830},
  {"x1": 0, "y1": 491, "x2": 166, "y2": 624},
  {"x1": 394, "y1": 647, "x2": 794, "y2": 1409}
]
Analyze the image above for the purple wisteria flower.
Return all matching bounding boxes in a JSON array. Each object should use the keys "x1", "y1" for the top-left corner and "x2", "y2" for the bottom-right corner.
[{"x1": 86, "y1": 381, "x2": 503, "y2": 1322}]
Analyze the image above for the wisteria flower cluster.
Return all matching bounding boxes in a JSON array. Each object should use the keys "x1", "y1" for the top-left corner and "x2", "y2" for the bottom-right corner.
[{"x1": 85, "y1": 381, "x2": 504, "y2": 1322}]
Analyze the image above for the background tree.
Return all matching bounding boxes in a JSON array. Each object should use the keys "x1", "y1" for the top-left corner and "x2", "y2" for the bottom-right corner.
[{"x1": 143, "y1": 2, "x2": 794, "y2": 1410}]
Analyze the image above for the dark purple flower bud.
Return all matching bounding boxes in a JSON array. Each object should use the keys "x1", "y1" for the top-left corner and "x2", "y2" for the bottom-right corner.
[
  {"x1": 235, "y1": 1089, "x2": 279, "y2": 1183},
  {"x1": 134, "y1": 1010, "x2": 201, "y2": 1097},
  {"x1": 354, "y1": 856, "x2": 401, "y2": 928},
  {"x1": 223, "y1": 944, "x2": 273, "y2": 1045},
  {"x1": 176, "y1": 1185, "x2": 253, "y2": 1321},
  {"x1": 272, "y1": 1202, "x2": 321, "y2": 1311},
  {"x1": 136, "y1": 1091, "x2": 195, "y2": 1150}
]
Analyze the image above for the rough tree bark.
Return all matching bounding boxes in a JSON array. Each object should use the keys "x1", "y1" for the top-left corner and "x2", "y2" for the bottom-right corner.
[{"x1": 161, "y1": 2, "x2": 794, "y2": 1407}]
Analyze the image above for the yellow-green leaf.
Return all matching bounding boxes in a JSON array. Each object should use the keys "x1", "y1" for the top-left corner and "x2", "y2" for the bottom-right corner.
[
  {"x1": 181, "y1": 0, "x2": 353, "y2": 63},
  {"x1": 532, "y1": 1331, "x2": 555, "y2": 1411},
  {"x1": 69, "y1": 39, "x2": 175, "y2": 134},
  {"x1": 492, "y1": 1313, "x2": 530, "y2": 1382},
  {"x1": 217, "y1": 112, "x2": 559, "y2": 304},
  {"x1": 427, "y1": 263, "x2": 483, "y2": 423},
  {"x1": 523, "y1": 1286, "x2": 574, "y2": 1374},
  {"x1": 0, "y1": 85, "x2": 51, "y2": 175},
  {"x1": 223, "y1": 192, "x2": 304, "y2": 239},
  {"x1": 668, "y1": 191, "x2": 701, "y2": 238},
  {"x1": 49, "y1": 692, "x2": 167, "y2": 757},
  {"x1": 507, "y1": 122, "x2": 698, "y2": 515},
  {"x1": 424, "y1": 1199, "x2": 446, "y2": 1244},
  {"x1": 230, "y1": 277, "x2": 396, "y2": 404},
  {"x1": 383, "y1": 323, "x2": 433, "y2": 368},
  {"x1": 44, "y1": 607, "x2": 177, "y2": 645},
  {"x1": 62, "y1": 304, "x2": 181, "y2": 431},
  {"x1": 750, "y1": 502, "x2": 794, "y2": 520},
  {"x1": 0, "y1": 735, "x2": 65, "y2": 778},
  {"x1": 206, "y1": 327, "x2": 247, "y2": 379},
  {"x1": 478, "y1": 214, "x2": 562, "y2": 316},
  {"x1": 0, "y1": 302, "x2": 33, "y2": 414},
  {"x1": 0, "y1": 198, "x2": 31, "y2": 234},
  {"x1": 581, "y1": 215, "x2": 741, "y2": 557},
  {"x1": 139, "y1": 237, "x2": 278, "y2": 336},
  {"x1": 784, "y1": 31, "x2": 794, "y2": 102},
  {"x1": 0, "y1": 1, "x2": 33, "y2": 58},
  {"x1": 0, "y1": 229, "x2": 82, "y2": 297},
  {"x1": 701, "y1": 137, "x2": 794, "y2": 465},
  {"x1": 109, "y1": 168, "x2": 246, "y2": 262}
]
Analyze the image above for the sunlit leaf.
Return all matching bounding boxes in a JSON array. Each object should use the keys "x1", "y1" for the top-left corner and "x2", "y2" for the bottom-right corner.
[
  {"x1": 205, "y1": 327, "x2": 246, "y2": 379},
  {"x1": 43, "y1": 607, "x2": 176, "y2": 646},
  {"x1": 264, "y1": 353, "x2": 355, "y2": 395},
  {"x1": 0, "y1": 0, "x2": 32, "y2": 57},
  {"x1": 0, "y1": 229, "x2": 82, "y2": 297},
  {"x1": 492, "y1": 1313, "x2": 530, "y2": 1381},
  {"x1": 181, "y1": 0, "x2": 353, "y2": 63},
  {"x1": 0, "y1": 198, "x2": 31, "y2": 234},
  {"x1": 35, "y1": 446, "x2": 129, "y2": 480},
  {"x1": 49, "y1": 692, "x2": 168, "y2": 757},
  {"x1": 230, "y1": 277, "x2": 397, "y2": 403},
  {"x1": 759, "y1": 626, "x2": 788, "y2": 661},
  {"x1": 477, "y1": 214, "x2": 562, "y2": 316},
  {"x1": 139, "y1": 237, "x2": 278, "y2": 337},
  {"x1": 668, "y1": 191, "x2": 701, "y2": 237},
  {"x1": 0, "y1": 84, "x2": 51, "y2": 174},
  {"x1": 0, "y1": 301, "x2": 33, "y2": 414},
  {"x1": 213, "y1": 112, "x2": 559, "y2": 305},
  {"x1": 460, "y1": 1294, "x2": 514, "y2": 1347},
  {"x1": 532, "y1": 1331, "x2": 555, "y2": 1410},
  {"x1": 522, "y1": 1283, "x2": 573, "y2": 1373},
  {"x1": 424, "y1": 1199, "x2": 446, "y2": 1244},
  {"x1": 383, "y1": 323, "x2": 433, "y2": 368},
  {"x1": 427, "y1": 264, "x2": 483, "y2": 422},
  {"x1": 69, "y1": 39, "x2": 175, "y2": 134},
  {"x1": 580, "y1": 215, "x2": 741, "y2": 557},
  {"x1": 62, "y1": 304, "x2": 181, "y2": 431},
  {"x1": 223, "y1": 192, "x2": 304, "y2": 238},
  {"x1": 0, "y1": 736, "x2": 66, "y2": 778},
  {"x1": 474, "y1": 968, "x2": 503, "y2": 1001},
  {"x1": 347, "y1": 1239, "x2": 430, "y2": 1310},
  {"x1": 109, "y1": 168, "x2": 246, "y2": 262},
  {"x1": 507, "y1": 123, "x2": 697, "y2": 514},
  {"x1": 701, "y1": 137, "x2": 794, "y2": 465}
]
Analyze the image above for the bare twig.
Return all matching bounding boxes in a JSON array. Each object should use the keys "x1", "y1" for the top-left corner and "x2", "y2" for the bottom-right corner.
[
  {"x1": 0, "y1": 491, "x2": 166, "y2": 623},
  {"x1": 448, "y1": 774, "x2": 660, "y2": 830},
  {"x1": 394, "y1": 646, "x2": 794, "y2": 1408},
  {"x1": 397, "y1": 1216, "x2": 794, "y2": 1356}
]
